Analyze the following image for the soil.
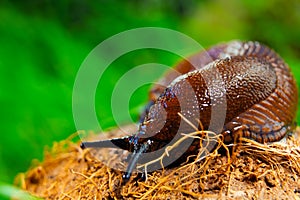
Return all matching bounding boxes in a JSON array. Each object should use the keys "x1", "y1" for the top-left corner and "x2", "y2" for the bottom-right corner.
[{"x1": 15, "y1": 126, "x2": 300, "y2": 200}]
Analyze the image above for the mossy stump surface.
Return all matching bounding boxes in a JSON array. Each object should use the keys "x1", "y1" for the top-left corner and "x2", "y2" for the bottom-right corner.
[{"x1": 16, "y1": 126, "x2": 300, "y2": 199}]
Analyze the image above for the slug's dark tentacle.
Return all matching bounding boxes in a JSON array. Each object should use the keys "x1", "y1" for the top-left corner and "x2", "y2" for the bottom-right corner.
[
  {"x1": 122, "y1": 141, "x2": 150, "y2": 184},
  {"x1": 80, "y1": 136, "x2": 131, "y2": 151}
]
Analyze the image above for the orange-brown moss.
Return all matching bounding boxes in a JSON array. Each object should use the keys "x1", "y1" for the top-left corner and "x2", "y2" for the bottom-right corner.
[{"x1": 15, "y1": 127, "x2": 300, "y2": 199}]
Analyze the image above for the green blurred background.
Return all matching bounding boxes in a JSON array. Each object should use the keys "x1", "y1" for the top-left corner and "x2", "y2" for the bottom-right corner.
[{"x1": 0, "y1": 0, "x2": 300, "y2": 197}]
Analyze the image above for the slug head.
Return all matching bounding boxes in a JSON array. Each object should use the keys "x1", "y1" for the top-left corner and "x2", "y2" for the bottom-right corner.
[{"x1": 80, "y1": 134, "x2": 154, "y2": 183}]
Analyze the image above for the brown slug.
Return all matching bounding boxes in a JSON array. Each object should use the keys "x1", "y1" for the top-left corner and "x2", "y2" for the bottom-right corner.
[{"x1": 81, "y1": 41, "x2": 298, "y2": 182}]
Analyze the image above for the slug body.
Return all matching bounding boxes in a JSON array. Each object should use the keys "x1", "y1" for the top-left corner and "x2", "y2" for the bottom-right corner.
[{"x1": 81, "y1": 41, "x2": 298, "y2": 182}]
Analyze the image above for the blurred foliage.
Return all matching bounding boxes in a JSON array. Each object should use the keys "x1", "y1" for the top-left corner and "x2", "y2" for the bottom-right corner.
[
  {"x1": 0, "y1": 0, "x2": 299, "y2": 192},
  {"x1": 0, "y1": 182, "x2": 42, "y2": 200}
]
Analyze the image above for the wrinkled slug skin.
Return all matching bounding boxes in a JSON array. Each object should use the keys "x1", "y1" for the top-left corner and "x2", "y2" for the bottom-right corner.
[{"x1": 139, "y1": 41, "x2": 298, "y2": 148}]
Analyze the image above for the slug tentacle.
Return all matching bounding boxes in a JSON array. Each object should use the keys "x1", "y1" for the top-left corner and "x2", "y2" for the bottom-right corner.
[
  {"x1": 80, "y1": 40, "x2": 298, "y2": 182},
  {"x1": 80, "y1": 136, "x2": 131, "y2": 151},
  {"x1": 122, "y1": 141, "x2": 151, "y2": 184}
]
